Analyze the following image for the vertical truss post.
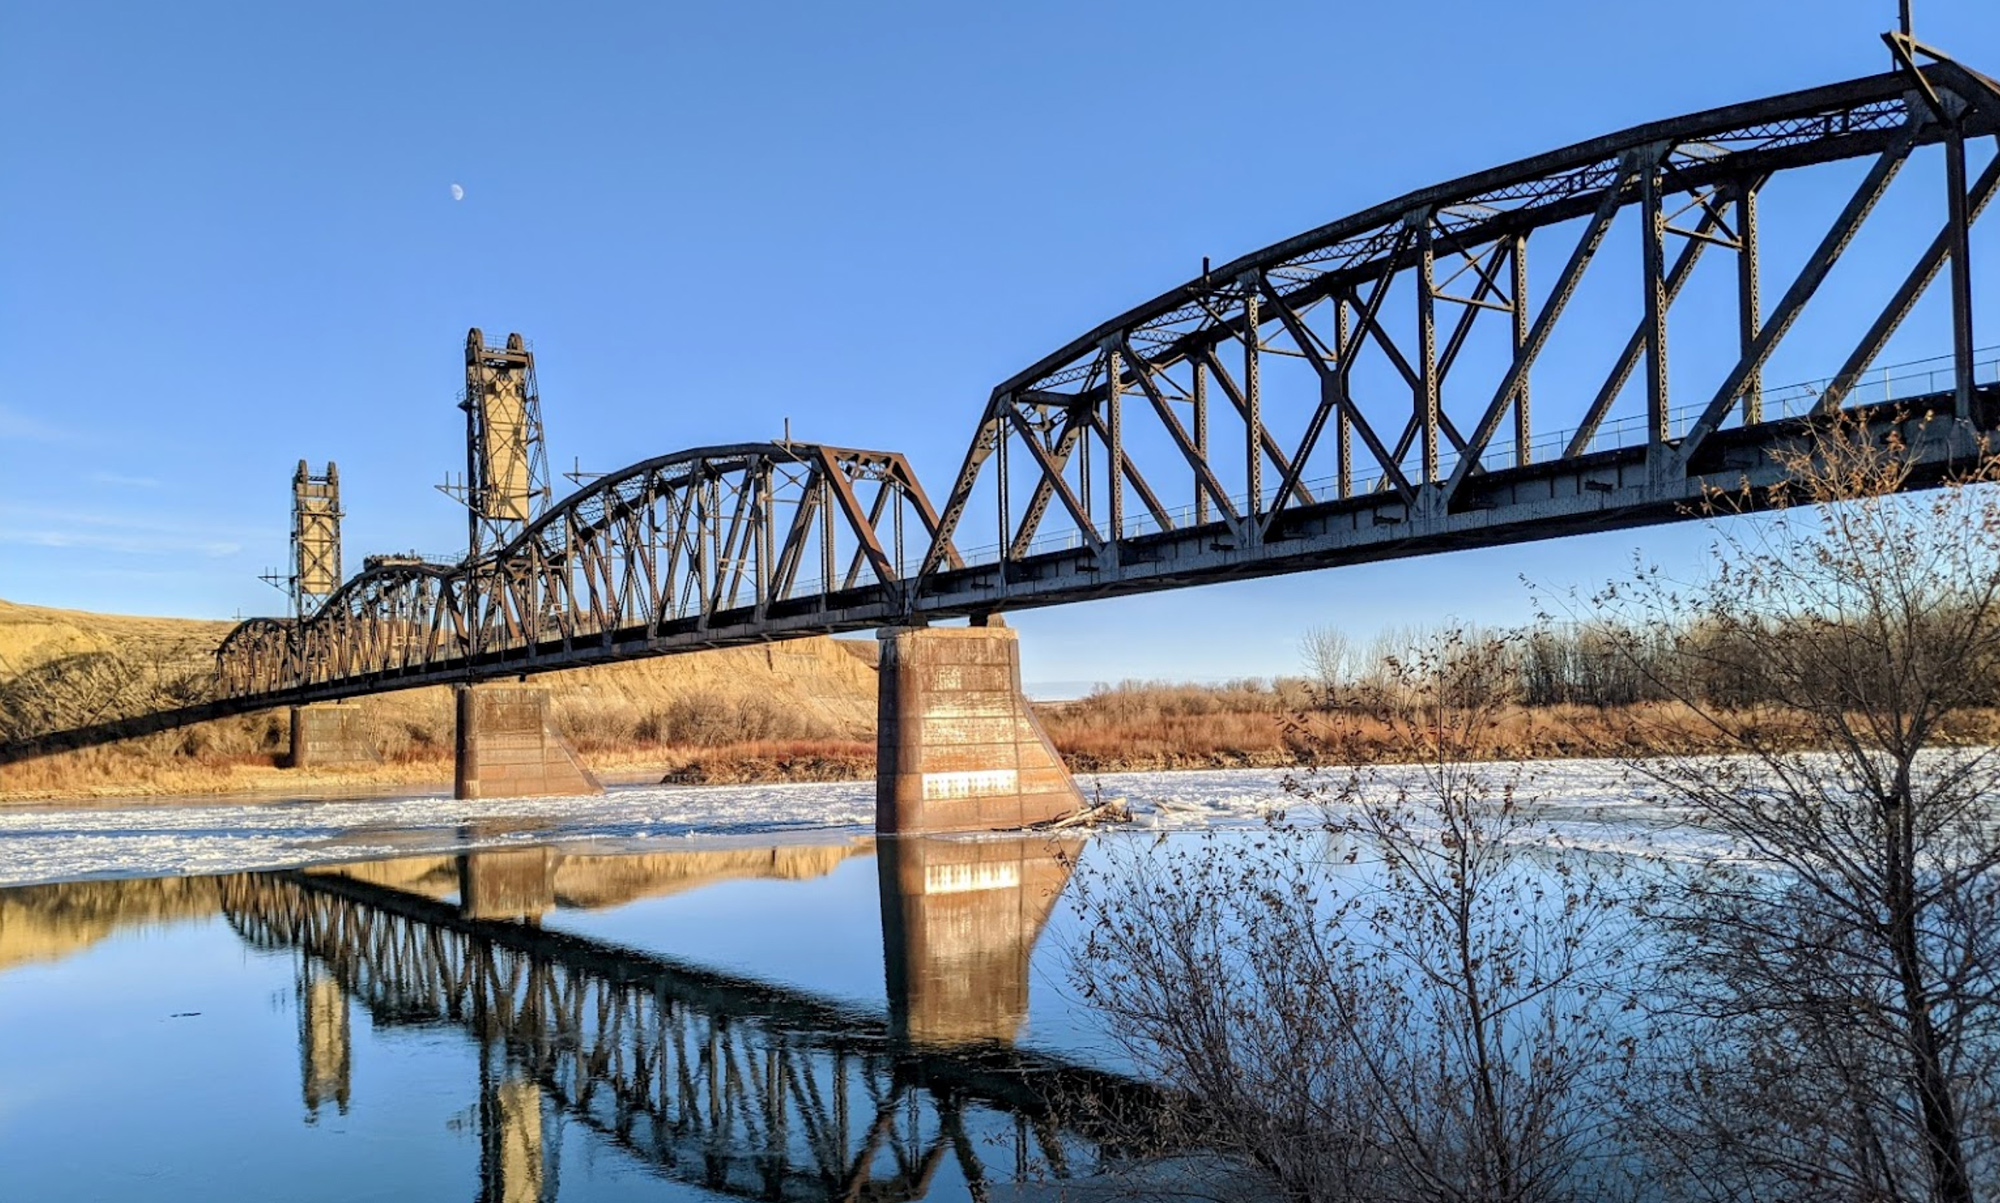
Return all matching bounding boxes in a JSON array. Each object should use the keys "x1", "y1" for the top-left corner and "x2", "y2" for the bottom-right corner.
[
  {"x1": 1679, "y1": 127, "x2": 1915, "y2": 465},
  {"x1": 1820, "y1": 150, "x2": 2000, "y2": 413},
  {"x1": 1412, "y1": 211, "x2": 1441, "y2": 485},
  {"x1": 1946, "y1": 124, "x2": 1977, "y2": 418},
  {"x1": 1336, "y1": 297, "x2": 1352, "y2": 496},
  {"x1": 893, "y1": 484, "x2": 905, "y2": 578},
  {"x1": 707, "y1": 475, "x2": 723, "y2": 621},
  {"x1": 1077, "y1": 406, "x2": 1093, "y2": 532},
  {"x1": 995, "y1": 406, "x2": 1010, "y2": 571},
  {"x1": 1737, "y1": 180, "x2": 1764, "y2": 421},
  {"x1": 1240, "y1": 274, "x2": 1263, "y2": 525},
  {"x1": 1192, "y1": 360, "x2": 1209, "y2": 524},
  {"x1": 756, "y1": 468, "x2": 774, "y2": 612},
  {"x1": 1104, "y1": 341, "x2": 1125, "y2": 540},
  {"x1": 692, "y1": 472, "x2": 711, "y2": 626},
  {"x1": 819, "y1": 474, "x2": 836, "y2": 608},
  {"x1": 1510, "y1": 235, "x2": 1531, "y2": 466},
  {"x1": 1641, "y1": 153, "x2": 1671, "y2": 446}
]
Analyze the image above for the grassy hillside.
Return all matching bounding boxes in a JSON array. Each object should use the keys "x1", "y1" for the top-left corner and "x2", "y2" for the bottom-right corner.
[{"x1": 0, "y1": 597, "x2": 881, "y2": 800}]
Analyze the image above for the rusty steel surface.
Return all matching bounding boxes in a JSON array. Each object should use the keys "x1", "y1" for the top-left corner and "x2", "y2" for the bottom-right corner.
[{"x1": 19, "y1": 38, "x2": 1996, "y2": 739}]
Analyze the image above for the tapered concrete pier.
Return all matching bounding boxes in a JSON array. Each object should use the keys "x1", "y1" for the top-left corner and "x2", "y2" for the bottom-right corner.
[
  {"x1": 875, "y1": 624, "x2": 1082, "y2": 834},
  {"x1": 454, "y1": 685, "x2": 602, "y2": 801}
]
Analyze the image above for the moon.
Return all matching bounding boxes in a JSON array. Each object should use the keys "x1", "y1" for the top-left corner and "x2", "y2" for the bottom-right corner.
[{"x1": 450, "y1": 183, "x2": 465, "y2": 202}]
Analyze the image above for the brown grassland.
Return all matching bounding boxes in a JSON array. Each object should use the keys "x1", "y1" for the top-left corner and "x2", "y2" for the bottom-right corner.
[{"x1": 16, "y1": 596, "x2": 2000, "y2": 802}]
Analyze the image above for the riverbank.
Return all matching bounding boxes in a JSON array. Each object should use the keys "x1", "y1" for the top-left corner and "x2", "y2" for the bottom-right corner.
[{"x1": 12, "y1": 690, "x2": 1972, "y2": 804}]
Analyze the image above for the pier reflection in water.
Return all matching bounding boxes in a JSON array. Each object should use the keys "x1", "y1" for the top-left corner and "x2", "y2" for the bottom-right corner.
[{"x1": 0, "y1": 834, "x2": 1146, "y2": 1202}]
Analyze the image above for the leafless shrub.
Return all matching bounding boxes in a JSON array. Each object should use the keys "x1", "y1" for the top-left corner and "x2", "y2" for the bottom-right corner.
[
  {"x1": 1593, "y1": 413, "x2": 2000, "y2": 1203},
  {"x1": 1069, "y1": 630, "x2": 1639, "y2": 1203},
  {"x1": 628, "y1": 694, "x2": 843, "y2": 748},
  {"x1": 0, "y1": 637, "x2": 215, "y2": 742}
]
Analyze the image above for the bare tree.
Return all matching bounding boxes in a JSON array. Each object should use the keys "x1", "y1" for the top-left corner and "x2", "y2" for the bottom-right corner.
[
  {"x1": 1300, "y1": 625, "x2": 1356, "y2": 708},
  {"x1": 1068, "y1": 630, "x2": 1639, "y2": 1203},
  {"x1": 1593, "y1": 415, "x2": 2000, "y2": 1203}
]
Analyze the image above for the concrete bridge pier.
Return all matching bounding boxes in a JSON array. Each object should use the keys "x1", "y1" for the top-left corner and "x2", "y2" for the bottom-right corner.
[
  {"x1": 875, "y1": 623, "x2": 1083, "y2": 834},
  {"x1": 454, "y1": 685, "x2": 602, "y2": 801},
  {"x1": 288, "y1": 703, "x2": 378, "y2": 770}
]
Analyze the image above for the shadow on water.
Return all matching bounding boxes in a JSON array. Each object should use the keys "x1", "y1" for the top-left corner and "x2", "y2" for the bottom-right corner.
[{"x1": 0, "y1": 834, "x2": 1162, "y2": 1202}]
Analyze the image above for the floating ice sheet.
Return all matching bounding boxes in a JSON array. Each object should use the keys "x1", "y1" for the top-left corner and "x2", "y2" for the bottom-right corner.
[{"x1": 0, "y1": 759, "x2": 1704, "y2": 887}]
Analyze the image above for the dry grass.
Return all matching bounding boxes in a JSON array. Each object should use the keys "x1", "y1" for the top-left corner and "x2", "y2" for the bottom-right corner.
[
  {"x1": 1040, "y1": 679, "x2": 1315, "y2": 770},
  {"x1": 0, "y1": 712, "x2": 450, "y2": 801},
  {"x1": 0, "y1": 594, "x2": 885, "y2": 801},
  {"x1": 1037, "y1": 681, "x2": 2000, "y2": 772},
  {"x1": 19, "y1": 590, "x2": 2000, "y2": 801},
  {"x1": 654, "y1": 740, "x2": 875, "y2": 785}
]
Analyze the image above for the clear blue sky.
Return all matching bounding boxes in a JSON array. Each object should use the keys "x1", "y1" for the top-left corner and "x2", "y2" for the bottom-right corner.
[{"x1": 3, "y1": 1, "x2": 1995, "y2": 690}]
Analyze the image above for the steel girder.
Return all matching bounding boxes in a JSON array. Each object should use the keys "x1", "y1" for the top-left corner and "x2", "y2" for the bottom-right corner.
[{"x1": 217, "y1": 444, "x2": 956, "y2": 698}]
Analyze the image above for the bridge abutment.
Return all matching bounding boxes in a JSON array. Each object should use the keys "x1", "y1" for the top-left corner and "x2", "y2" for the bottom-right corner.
[
  {"x1": 454, "y1": 685, "x2": 602, "y2": 801},
  {"x1": 288, "y1": 703, "x2": 378, "y2": 770},
  {"x1": 875, "y1": 624, "x2": 1082, "y2": 834}
]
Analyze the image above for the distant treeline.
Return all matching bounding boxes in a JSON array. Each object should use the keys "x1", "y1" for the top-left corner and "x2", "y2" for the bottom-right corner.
[{"x1": 1304, "y1": 613, "x2": 1993, "y2": 712}]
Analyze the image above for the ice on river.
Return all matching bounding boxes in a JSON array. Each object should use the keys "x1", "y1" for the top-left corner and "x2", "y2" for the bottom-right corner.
[{"x1": 0, "y1": 759, "x2": 1680, "y2": 887}]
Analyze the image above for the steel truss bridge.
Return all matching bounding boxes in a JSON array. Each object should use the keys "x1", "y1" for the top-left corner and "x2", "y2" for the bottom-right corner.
[
  {"x1": 24, "y1": 37, "x2": 1998, "y2": 730},
  {"x1": 220, "y1": 868, "x2": 1150, "y2": 1202}
]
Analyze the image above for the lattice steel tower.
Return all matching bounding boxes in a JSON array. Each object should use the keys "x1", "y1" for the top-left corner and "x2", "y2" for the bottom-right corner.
[
  {"x1": 444, "y1": 329, "x2": 553, "y2": 559},
  {"x1": 265, "y1": 460, "x2": 343, "y2": 620}
]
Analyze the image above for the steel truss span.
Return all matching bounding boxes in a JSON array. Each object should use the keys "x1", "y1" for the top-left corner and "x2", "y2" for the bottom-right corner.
[
  {"x1": 217, "y1": 442, "x2": 957, "y2": 700},
  {"x1": 204, "y1": 38, "x2": 2000, "y2": 710}
]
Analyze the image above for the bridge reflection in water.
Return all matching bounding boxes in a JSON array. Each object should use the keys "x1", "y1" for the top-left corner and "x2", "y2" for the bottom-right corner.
[{"x1": 195, "y1": 834, "x2": 1133, "y2": 1202}]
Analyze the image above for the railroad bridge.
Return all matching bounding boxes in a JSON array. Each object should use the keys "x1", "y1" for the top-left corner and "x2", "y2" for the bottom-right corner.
[{"x1": 8, "y1": 35, "x2": 2000, "y2": 833}]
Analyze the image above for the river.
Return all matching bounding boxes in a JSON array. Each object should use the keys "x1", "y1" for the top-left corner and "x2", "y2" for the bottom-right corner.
[{"x1": 0, "y1": 763, "x2": 1676, "y2": 1201}]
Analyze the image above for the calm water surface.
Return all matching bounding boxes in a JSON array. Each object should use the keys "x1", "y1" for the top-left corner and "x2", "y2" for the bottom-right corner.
[
  {"x1": 0, "y1": 762, "x2": 1667, "y2": 1200},
  {"x1": 0, "y1": 831, "x2": 1152, "y2": 1202}
]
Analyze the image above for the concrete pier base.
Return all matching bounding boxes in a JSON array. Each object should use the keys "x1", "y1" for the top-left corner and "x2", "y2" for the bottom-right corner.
[
  {"x1": 454, "y1": 685, "x2": 603, "y2": 801},
  {"x1": 875, "y1": 624, "x2": 1083, "y2": 834},
  {"x1": 481, "y1": 1074, "x2": 547, "y2": 1203},
  {"x1": 288, "y1": 703, "x2": 377, "y2": 770}
]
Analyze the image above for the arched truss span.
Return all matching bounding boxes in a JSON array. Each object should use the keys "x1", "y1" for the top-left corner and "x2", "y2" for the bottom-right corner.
[
  {"x1": 919, "y1": 43, "x2": 2000, "y2": 576},
  {"x1": 217, "y1": 444, "x2": 957, "y2": 697},
  {"x1": 209, "y1": 40, "x2": 2000, "y2": 708}
]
